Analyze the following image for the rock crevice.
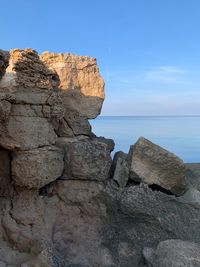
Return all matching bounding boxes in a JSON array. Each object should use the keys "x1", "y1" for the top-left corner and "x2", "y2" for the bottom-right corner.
[{"x1": 0, "y1": 48, "x2": 199, "y2": 267}]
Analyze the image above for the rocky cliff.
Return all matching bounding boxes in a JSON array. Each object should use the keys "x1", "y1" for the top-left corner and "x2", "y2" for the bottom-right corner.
[{"x1": 0, "y1": 48, "x2": 200, "y2": 267}]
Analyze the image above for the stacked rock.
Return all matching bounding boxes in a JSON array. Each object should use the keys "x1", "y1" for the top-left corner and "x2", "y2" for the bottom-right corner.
[{"x1": 0, "y1": 48, "x2": 200, "y2": 267}]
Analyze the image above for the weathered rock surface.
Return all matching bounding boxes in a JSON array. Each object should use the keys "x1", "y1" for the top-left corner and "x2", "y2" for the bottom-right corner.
[
  {"x1": 61, "y1": 137, "x2": 114, "y2": 181},
  {"x1": 57, "y1": 109, "x2": 91, "y2": 137},
  {"x1": 127, "y1": 137, "x2": 186, "y2": 195},
  {"x1": 40, "y1": 52, "x2": 104, "y2": 118},
  {"x1": 143, "y1": 239, "x2": 200, "y2": 267},
  {"x1": 0, "y1": 48, "x2": 200, "y2": 267},
  {"x1": 0, "y1": 49, "x2": 60, "y2": 89},
  {"x1": 12, "y1": 146, "x2": 64, "y2": 189},
  {"x1": 0, "y1": 50, "x2": 9, "y2": 80},
  {"x1": 112, "y1": 151, "x2": 129, "y2": 188},
  {"x1": 0, "y1": 150, "x2": 13, "y2": 197}
]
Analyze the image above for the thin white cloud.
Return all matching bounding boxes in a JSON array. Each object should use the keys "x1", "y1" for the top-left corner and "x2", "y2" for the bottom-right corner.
[{"x1": 145, "y1": 66, "x2": 185, "y2": 84}]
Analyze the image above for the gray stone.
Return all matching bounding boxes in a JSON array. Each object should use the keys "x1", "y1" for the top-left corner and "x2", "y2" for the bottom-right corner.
[
  {"x1": 120, "y1": 183, "x2": 200, "y2": 248},
  {"x1": 62, "y1": 138, "x2": 113, "y2": 181},
  {"x1": 112, "y1": 156, "x2": 129, "y2": 188},
  {"x1": 127, "y1": 137, "x2": 186, "y2": 195},
  {"x1": 0, "y1": 50, "x2": 9, "y2": 81},
  {"x1": 12, "y1": 146, "x2": 64, "y2": 189},
  {"x1": 0, "y1": 150, "x2": 13, "y2": 197},
  {"x1": 185, "y1": 163, "x2": 200, "y2": 191},
  {"x1": 0, "y1": 244, "x2": 31, "y2": 265},
  {"x1": 21, "y1": 244, "x2": 68, "y2": 267},
  {"x1": 150, "y1": 239, "x2": 200, "y2": 267},
  {"x1": 57, "y1": 118, "x2": 75, "y2": 137}
]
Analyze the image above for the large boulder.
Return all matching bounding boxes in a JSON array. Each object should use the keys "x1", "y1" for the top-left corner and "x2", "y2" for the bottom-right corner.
[
  {"x1": 12, "y1": 146, "x2": 64, "y2": 189},
  {"x1": 43, "y1": 180, "x2": 115, "y2": 267},
  {"x1": 40, "y1": 52, "x2": 105, "y2": 118},
  {"x1": 60, "y1": 137, "x2": 114, "y2": 181},
  {"x1": 119, "y1": 183, "x2": 200, "y2": 248},
  {"x1": 143, "y1": 239, "x2": 200, "y2": 267},
  {"x1": 127, "y1": 137, "x2": 186, "y2": 195},
  {"x1": 7, "y1": 116, "x2": 57, "y2": 150}
]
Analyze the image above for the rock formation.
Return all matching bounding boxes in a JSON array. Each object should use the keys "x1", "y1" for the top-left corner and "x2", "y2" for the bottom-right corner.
[{"x1": 0, "y1": 48, "x2": 200, "y2": 267}]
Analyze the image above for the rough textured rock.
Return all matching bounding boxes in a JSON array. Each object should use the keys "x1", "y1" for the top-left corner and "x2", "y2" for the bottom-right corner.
[
  {"x1": 57, "y1": 109, "x2": 91, "y2": 137},
  {"x1": 185, "y1": 163, "x2": 200, "y2": 191},
  {"x1": 61, "y1": 137, "x2": 114, "y2": 181},
  {"x1": 0, "y1": 48, "x2": 200, "y2": 267},
  {"x1": 143, "y1": 239, "x2": 200, "y2": 267},
  {"x1": 8, "y1": 116, "x2": 57, "y2": 150},
  {"x1": 40, "y1": 52, "x2": 105, "y2": 118},
  {"x1": 0, "y1": 50, "x2": 9, "y2": 80},
  {"x1": 12, "y1": 146, "x2": 64, "y2": 189},
  {"x1": 0, "y1": 49, "x2": 60, "y2": 89},
  {"x1": 112, "y1": 151, "x2": 129, "y2": 188},
  {"x1": 127, "y1": 137, "x2": 186, "y2": 195},
  {"x1": 0, "y1": 150, "x2": 13, "y2": 197},
  {"x1": 21, "y1": 243, "x2": 68, "y2": 267},
  {"x1": 120, "y1": 183, "x2": 200, "y2": 247}
]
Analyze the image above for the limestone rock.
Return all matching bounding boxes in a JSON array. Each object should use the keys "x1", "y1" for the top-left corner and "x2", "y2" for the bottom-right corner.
[
  {"x1": 61, "y1": 137, "x2": 114, "y2": 181},
  {"x1": 0, "y1": 49, "x2": 60, "y2": 89},
  {"x1": 127, "y1": 137, "x2": 186, "y2": 195},
  {"x1": 7, "y1": 116, "x2": 57, "y2": 150},
  {"x1": 40, "y1": 52, "x2": 105, "y2": 118},
  {"x1": 64, "y1": 109, "x2": 91, "y2": 136},
  {"x1": 0, "y1": 150, "x2": 13, "y2": 197},
  {"x1": 144, "y1": 239, "x2": 200, "y2": 267},
  {"x1": 44, "y1": 180, "x2": 114, "y2": 267},
  {"x1": 12, "y1": 146, "x2": 64, "y2": 189}
]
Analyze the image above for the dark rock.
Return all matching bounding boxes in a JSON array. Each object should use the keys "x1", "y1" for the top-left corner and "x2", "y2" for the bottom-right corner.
[{"x1": 62, "y1": 137, "x2": 113, "y2": 181}]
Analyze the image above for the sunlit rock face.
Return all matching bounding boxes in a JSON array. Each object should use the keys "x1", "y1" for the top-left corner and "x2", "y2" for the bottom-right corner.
[
  {"x1": 40, "y1": 52, "x2": 105, "y2": 118},
  {"x1": 0, "y1": 49, "x2": 60, "y2": 90}
]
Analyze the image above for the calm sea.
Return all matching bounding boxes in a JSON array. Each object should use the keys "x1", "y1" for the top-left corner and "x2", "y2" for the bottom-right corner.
[{"x1": 90, "y1": 116, "x2": 200, "y2": 163}]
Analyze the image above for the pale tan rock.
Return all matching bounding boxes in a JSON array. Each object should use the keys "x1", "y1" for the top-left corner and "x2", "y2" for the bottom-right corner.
[
  {"x1": 12, "y1": 146, "x2": 64, "y2": 189},
  {"x1": 40, "y1": 52, "x2": 105, "y2": 118},
  {"x1": 0, "y1": 49, "x2": 59, "y2": 89},
  {"x1": 127, "y1": 137, "x2": 186, "y2": 195},
  {"x1": 7, "y1": 116, "x2": 57, "y2": 150}
]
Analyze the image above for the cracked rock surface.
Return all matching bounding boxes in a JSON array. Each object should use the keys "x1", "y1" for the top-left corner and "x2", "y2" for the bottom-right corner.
[{"x1": 0, "y1": 48, "x2": 200, "y2": 267}]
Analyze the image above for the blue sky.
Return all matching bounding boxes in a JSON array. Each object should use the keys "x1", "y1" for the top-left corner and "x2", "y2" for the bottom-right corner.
[{"x1": 1, "y1": 0, "x2": 200, "y2": 115}]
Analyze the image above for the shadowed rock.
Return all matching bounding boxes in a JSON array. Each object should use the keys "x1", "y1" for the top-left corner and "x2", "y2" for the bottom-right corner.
[
  {"x1": 127, "y1": 137, "x2": 186, "y2": 195},
  {"x1": 143, "y1": 239, "x2": 200, "y2": 267}
]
